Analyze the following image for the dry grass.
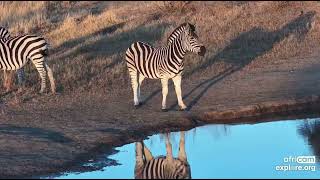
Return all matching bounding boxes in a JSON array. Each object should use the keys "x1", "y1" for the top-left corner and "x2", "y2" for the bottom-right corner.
[
  {"x1": 0, "y1": 1, "x2": 320, "y2": 100},
  {"x1": 48, "y1": 9, "x2": 119, "y2": 47},
  {"x1": 0, "y1": 1, "x2": 47, "y2": 34}
]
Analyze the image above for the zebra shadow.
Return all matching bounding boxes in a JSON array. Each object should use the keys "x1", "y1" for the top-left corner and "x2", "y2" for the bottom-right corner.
[
  {"x1": 135, "y1": 131, "x2": 191, "y2": 179},
  {"x1": 148, "y1": 10, "x2": 315, "y2": 111},
  {"x1": 50, "y1": 18, "x2": 169, "y2": 92},
  {"x1": 0, "y1": 124, "x2": 73, "y2": 143}
]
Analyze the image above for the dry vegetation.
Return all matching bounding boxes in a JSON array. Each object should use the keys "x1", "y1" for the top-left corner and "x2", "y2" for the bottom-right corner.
[{"x1": 0, "y1": 1, "x2": 319, "y2": 100}]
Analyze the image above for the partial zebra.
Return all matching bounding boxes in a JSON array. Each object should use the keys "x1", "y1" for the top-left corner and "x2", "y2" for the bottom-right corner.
[
  {"x1": 0, "y1": 29, "x2": 56, "y2": 93},
  {"x1": 125, "y1": 23, "x2": 206, "y2": 111},
  {"x1": 0, "y1": 27, "x2": 25, "y2": 91},
  {"x1": 135, "y1": 131, "x2": 191, "y2": 179},
  {"x1": 0, "y1": 27, "x2": 10, "y2": 42}
]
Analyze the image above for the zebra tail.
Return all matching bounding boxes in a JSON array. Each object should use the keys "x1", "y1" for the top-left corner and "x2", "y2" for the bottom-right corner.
[{"x1": 40, "y1": 49, "x2": 49, "y2": 57}]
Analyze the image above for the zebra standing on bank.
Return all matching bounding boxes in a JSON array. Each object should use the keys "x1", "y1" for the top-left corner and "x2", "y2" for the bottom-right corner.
[
  {"x1": 0, "y1": 27, "x2": 56, "y2": 93},
  {"x1": 0, "y1": 27, "x2": 25, "y2": 90},
  {"x1": 125, "y1": 23, "x2": 206, "y2": 111},
  {"x1": 135, "y1": 131, "x2": 191, "y2": 179}
]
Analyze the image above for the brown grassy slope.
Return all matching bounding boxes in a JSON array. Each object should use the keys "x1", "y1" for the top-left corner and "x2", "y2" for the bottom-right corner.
[{"x1": 0, "y1": 1, "x2": 319, "y2": 99}]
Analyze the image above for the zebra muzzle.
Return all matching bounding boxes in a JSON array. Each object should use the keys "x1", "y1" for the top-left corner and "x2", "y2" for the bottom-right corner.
[{"x1": 198, "y1": 46, "x2": 206, "y2": 56}]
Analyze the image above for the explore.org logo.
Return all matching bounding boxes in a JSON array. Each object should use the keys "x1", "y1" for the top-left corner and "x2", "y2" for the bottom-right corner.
[{"x1": 275, "y1": 156, "x2": 318, "y2": 172}]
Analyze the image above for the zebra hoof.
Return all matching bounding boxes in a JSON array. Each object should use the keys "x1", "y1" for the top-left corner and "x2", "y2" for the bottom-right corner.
[
  {"x1": 179, "y1": 108, "x2": 188, "y2": 112},
  {"x1": 161, "y1": 108, "x2": 168, "y2": 112},
  {"x1": 134, "y1": 103, "x2": 142, "y2": 109},
  {"x1": 39, "y1": 90, "x2": 46, "y2": 94}
]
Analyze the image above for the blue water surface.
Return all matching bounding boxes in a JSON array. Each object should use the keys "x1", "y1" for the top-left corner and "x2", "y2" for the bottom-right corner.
[{"x1": 54, "y1": 118, "x2": 320, "y2": 179}]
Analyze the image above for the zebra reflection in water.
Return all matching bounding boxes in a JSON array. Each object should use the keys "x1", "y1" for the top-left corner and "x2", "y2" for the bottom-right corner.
[
  {"x1": 299, "y1": 120, "x2": 320, "y2": 161},
  {"x1": 135, "y1": 131, "x2": 191, "y2": 179}
]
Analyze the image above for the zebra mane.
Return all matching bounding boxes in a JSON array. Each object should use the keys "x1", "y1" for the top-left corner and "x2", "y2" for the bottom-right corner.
[{"x1": 167, "y1": 23, "x2": 195, "y2": 44}]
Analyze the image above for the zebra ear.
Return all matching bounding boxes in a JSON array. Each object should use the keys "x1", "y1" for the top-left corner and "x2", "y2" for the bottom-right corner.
[
  {"x1": 189, "y1": 23, "x2": 195, "y2": 32},
  {"x1": 178, "y1": 152, "x2": 187, "y2": 162},
  {"x1": 185, "y1": 23, "x2": 196, "y2": 35}
]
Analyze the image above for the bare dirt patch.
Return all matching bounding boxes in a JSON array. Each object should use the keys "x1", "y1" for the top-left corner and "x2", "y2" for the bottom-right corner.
[{"x1": 1, "y1": 51, "x2": 320, "y2": 178}]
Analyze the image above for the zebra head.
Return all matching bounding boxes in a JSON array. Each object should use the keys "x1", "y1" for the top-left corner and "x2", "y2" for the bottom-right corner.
[
  {"x1": 173, "y1": 141, "x2": 192, "y2": 179},
  {"x1": 173, "y1": 160, "x2": 192, "y2": 179},
  {"x1": 182, "y1": 23, "x2": 206, "y2": 57}
]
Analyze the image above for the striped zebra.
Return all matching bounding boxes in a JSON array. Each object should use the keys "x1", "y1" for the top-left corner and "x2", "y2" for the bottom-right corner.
[
  {"x1": 0, "y1": 28, "x2": 56, "y2": 94},
  {"x1": 125, "y1": 23, "x2": 206, "y2": 111},
  {"x1": 0, "y1": 27, "x2": 25, "y2": 91},
  {"x1": 135, "y1": 131, "x2": 191, "y2": 179}
]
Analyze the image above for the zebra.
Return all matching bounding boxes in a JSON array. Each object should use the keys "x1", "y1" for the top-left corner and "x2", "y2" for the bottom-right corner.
[
  {"x1": 0, "y1": 29, "x2": 56, "y2": 94},
  {"x1": 0, "y1": 27, "x2": 26, "y2": 91},
  {"x1": 135, "y1": 131, "x2": 191, "y2": 179},
  {"x1": 125, "y1": 23, "x2": 206, "y2": 111}
]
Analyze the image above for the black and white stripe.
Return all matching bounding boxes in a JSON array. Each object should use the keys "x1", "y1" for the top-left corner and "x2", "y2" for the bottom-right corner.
[
  {"x1": 125, "y1": 23, "x2": 206, "y2": 111},
  {"x1": 139, "y1": 157, "x2": 190, "y2": 179},
  {"x1": 0, "y1": 27, "x2": 25, "y2": 87},
  {"x1": 135, "y1": 132, "x2": 191, "y2": 179},
  {"x1": 0, "y1": 28, "x2": 56, "y2": 93},
  {"x1": 0, "y1": 27, "x2": 11, "y2": 42}
]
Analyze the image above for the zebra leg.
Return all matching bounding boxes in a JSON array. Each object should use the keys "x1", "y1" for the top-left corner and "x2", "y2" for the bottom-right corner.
[
  {"x1": 138, "y1": 73, "x2": 145, "y2": 103},
  {"x1": 45, "y1": 63, "x2": 56, "y2": 94},
  {"x1": 165, "y1": 132, "x2": 174, "y2": 162},
  {"x1": 143, "y1": 144, "x2": 154, "y2": 161},
  {"x1": 160, "y1": 78, "x2": 169, "y2": 111},
  {"x1": 178, "y1": 131, "x2": 187, "y2": 162},
  {"x1": 129, "y1": 70, "x2": 140, "y2": 107},
  {"x1": 3, "y1": 70, "x2": 9, "y2": 91},
  {"x1": 33, "y1": 59, "x2": 47, "y2": 93},
  {"x1": 17, "y1": 68, "x2": 25, "y2": 86},
  {"x1": 172, "y1": 75, "x2": 187, "y2": 110},
  {"x1": 3, "y1": 70, "x2": 13, "y2": 92},
  {"x1": 135, "y1": 142, "x2": 145, "y2": 179},
  {"x1": 17, "y1": 68, "x2": 26, "y2": 92}
]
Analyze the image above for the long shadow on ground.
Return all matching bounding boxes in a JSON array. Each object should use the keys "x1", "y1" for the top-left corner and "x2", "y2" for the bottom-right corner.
[
  {"x1": 0, "y1": 124, "x2": 72, "y2": 143},
  {"x1": 50, "y1": 15, "x2": 169, "y2": 92}
]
